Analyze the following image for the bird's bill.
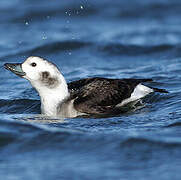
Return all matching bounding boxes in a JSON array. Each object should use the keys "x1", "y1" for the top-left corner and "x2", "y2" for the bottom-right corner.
[{"x1": 4, "y1": 63, "x2": 26, "y2": 77}]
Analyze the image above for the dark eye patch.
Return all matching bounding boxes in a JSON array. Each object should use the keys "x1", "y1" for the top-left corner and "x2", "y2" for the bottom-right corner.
[
  {"x1": 42, "y1": 71, "x2": 49, "y2": 78},
  {"x1": 41, "y1": 71, "x2": 59, "y2": 88},
  {"x1": 31, "y1": 62, "x2": 37, "y2": 67}
]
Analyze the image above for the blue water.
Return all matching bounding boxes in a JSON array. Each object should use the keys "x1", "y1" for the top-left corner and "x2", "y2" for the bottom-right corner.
[{"x1": 1, "y1": 0, "x2": 181, "y2": 179}]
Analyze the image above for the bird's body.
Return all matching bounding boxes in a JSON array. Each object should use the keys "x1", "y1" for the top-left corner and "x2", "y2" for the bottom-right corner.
[
  {"x1": 67, "y1": 77, "x2": 153, "y2": 116},
  {"x1": 4, "y1": 56, "x2": 168, "y2": 118}
]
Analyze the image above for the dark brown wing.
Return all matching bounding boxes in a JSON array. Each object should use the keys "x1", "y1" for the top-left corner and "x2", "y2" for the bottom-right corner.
[{"x1": 67, "y1": 77, "x2": 152, "y2": 115}]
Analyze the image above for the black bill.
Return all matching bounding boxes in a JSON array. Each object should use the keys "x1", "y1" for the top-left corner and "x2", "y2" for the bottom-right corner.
[{"x1": 4, "y1": 63, "x2": 26, "y2": 77}]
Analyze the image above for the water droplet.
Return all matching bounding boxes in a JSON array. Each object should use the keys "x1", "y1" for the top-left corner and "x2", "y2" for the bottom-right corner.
[
  {"x1": 25, "y1": 22, "x2": 29, "y2": 26},
  {"x1": 80, "y1": 5, "x2": 83, "y2": 9},
  {"x1": 42, "y1": 35, "x2": 47, "y2": 40}
]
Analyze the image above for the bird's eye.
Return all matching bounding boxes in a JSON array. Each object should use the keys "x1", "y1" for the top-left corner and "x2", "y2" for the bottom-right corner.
[{"x1": 31, "y1": 62, "x2": 37, "y2": 67}]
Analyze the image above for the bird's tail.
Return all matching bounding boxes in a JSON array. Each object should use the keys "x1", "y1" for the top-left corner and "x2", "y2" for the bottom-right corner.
[
  {"x1": 152, "y1": 87, "x2": 168, "y2": 93},
  {"x1": 140, "y1": 79, "x2": 168, "y2": 93}
]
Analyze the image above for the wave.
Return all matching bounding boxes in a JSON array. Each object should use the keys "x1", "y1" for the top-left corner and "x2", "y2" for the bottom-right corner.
[
  {"x1": 0, "y1": 40, "x2": 93, "y2": 59},
  {"x1": 0, "y1": 118, "x2": 84, "y2": 150},
  {"x1": 28, "y1": 42, "x2": 177, "y2": 57},
  {"x1": 0, "y1": 115, "x2": 181, "y2": 153},
  {"x1": 29, "y1": 41, "x2": 93, "y2": 55},
  {"x1": 98, "y1": 43, "x2": 175, "y2": 56},
  {"x1": 1, "y1": 41, "x2": 179, "y2": 60},
  {"x1": 120, "y1": 137, "x2": 181, "y2": 147},
  {"x1": 0, "y1": 99, "x2": 40, "y2": 114},
  {"x1": 12, "y1": 5, "x2": 98, "y2": 23},
  {"x1": 8, "y1": 0, "x2": 181, "y2": 22},
  {"x1": 166, "y1": 122, "x2": 181, "y2": 128}
]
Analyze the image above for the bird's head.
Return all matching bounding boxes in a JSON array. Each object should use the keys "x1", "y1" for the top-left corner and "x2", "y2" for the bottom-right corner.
[{"x1": 4, "y1": 56, "x2": 65, "y2": 89}]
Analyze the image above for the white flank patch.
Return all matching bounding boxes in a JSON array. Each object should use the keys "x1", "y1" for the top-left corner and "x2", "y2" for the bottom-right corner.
[{"x1": 116, "y1": 84, "x2": 154, "y2": 107}]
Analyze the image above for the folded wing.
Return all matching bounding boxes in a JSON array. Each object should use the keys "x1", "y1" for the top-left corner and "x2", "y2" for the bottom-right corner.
[{"x1": 68, "y1": 77, "x2": 153, "y2": 115}]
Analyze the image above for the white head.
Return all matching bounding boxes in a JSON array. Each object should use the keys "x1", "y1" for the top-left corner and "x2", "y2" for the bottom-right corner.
[
  {"x1": 5, "y1": 56, "x2": 69, "y2": 116},
  {"x1": 5, "y1": 56, "x2": 67, "y2": 91},
  {"x1": 21, "y1": 56, "x2": 62, "y2": 88}
]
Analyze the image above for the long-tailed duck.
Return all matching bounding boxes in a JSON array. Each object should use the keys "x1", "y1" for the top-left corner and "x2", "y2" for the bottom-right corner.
[{"x1": 4, "y1": 56, "x2": 168, "y2": 118}]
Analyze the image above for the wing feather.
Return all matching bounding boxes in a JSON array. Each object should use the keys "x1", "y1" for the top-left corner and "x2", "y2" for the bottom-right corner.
[{"x1": 67, "y1": 77, "x2": 152, "y2": 115}]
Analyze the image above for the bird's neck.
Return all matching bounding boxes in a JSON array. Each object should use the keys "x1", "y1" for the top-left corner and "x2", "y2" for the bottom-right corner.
[{"x1": 32, "y1": 79, "x2": 69, "y2": 116}]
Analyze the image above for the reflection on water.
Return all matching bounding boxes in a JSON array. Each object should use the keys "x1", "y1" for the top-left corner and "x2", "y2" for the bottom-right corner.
[{"x1": 15, "y1": 114, "x2": 66, "y2": 124}]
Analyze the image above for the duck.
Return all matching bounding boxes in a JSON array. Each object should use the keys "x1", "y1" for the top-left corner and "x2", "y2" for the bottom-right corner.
[{"x1": 4, "y1": 56, "x2": 168, "y2": 118}]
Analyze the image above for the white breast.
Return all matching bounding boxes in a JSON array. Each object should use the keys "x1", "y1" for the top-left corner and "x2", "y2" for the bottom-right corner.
[{"x1": 57, "y1": 99, "x2": 86, "y2": 118}]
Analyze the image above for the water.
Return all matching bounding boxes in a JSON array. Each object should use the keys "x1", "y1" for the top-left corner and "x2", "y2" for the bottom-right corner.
[{"x1": 0, "y1": 0, "x2": 181, "y2": 179}]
